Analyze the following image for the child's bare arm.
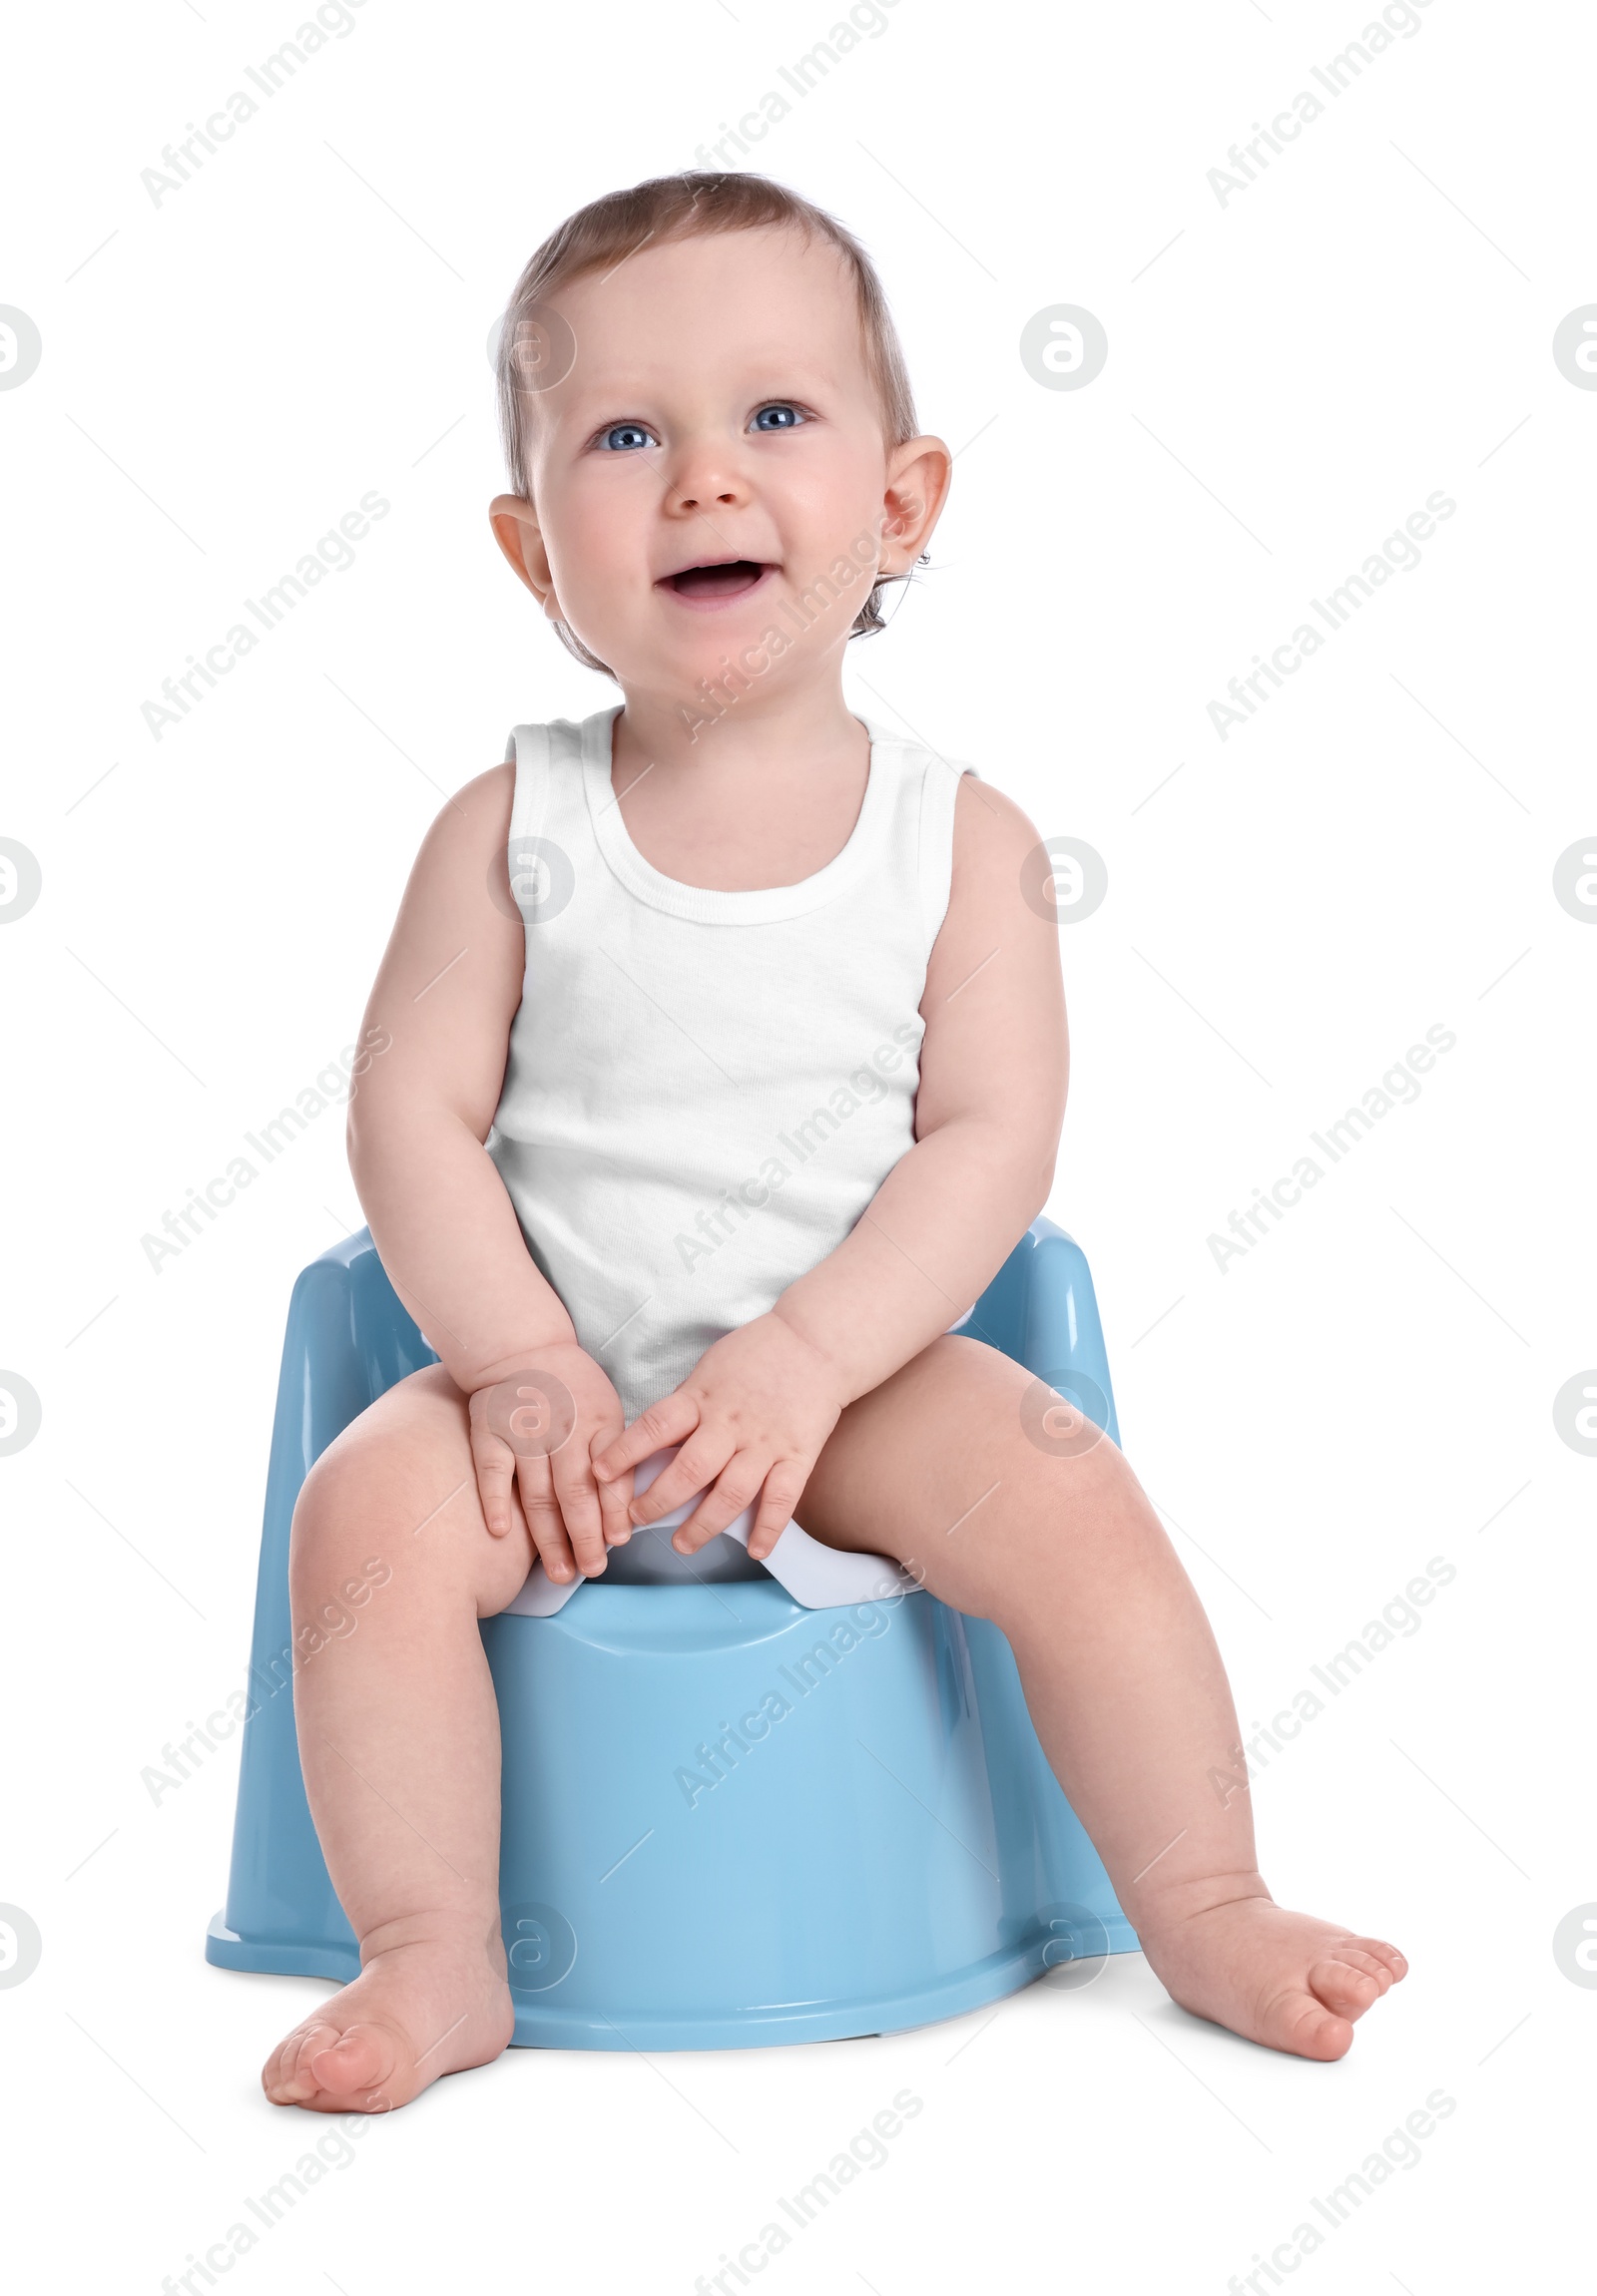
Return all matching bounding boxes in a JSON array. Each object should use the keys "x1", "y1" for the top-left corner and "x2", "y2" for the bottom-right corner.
[
  {"x1": 347, "y1": 766, "x2": 566, "y2": 1373},
  {"x1": 777, "y1": 771, "x2": 1067, "y2": 1396},
  {"x1": 346, "y1": 768, "x2": 633, "y2": 1572},
  {"x1": 594, "y1": 773, "x2": 1067, "y2": 1550}
]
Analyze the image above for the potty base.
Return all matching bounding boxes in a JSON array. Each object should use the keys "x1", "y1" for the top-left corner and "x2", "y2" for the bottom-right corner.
[
  {"x1": 205, "y1": 1910, "x2": 1138, "y2": 2051},
  {"x1": 499, "y1": 1930, "x2": 1139, "y2": 2052}
]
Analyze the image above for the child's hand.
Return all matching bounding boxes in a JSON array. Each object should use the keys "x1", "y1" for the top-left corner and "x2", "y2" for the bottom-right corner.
[
  {"x1": 590, "y1": 1312, "x2": 846, "y2": 1561},
  {"x1": 467, "y1": 1342, "x2": 635, "y2": 1584}
]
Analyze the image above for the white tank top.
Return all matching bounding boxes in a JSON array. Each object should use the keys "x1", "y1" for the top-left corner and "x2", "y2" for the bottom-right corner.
[{"x1": 486, "y1": 703, "x2": 977, "y2": 1425}]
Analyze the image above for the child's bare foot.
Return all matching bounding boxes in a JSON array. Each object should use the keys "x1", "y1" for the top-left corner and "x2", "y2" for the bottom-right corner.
[
  {"x1": 1137, "y1": 1878, "x2": 1407, "y2": 2061},
  {"x1": 262, "y1": 1915, "x2": 514, "y2": 2113}
]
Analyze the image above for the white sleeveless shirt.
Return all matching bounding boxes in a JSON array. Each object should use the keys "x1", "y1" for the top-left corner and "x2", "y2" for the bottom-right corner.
[{"x1": 486, "y1": 703, "x2": 977, "y2": 1425}]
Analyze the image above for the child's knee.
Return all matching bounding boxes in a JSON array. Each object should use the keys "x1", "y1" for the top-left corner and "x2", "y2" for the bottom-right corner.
[
  {"x1": 288, "y1": 1442, "x2": 387, "y2": 1605},
  {"x1": 925, "y1": 1336, "x2": 1127, "y2": 1498},
  {"x1": 289, "y1": 1386, "x2": 459, "y2": 1581}
]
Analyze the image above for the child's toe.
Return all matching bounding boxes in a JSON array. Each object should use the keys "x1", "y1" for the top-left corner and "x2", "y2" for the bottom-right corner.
[
  {"x1": 1308, "y1": 1954, "x2": 1381, "y2": 2020},
  {"x1": 1355, "y1": 1936, "x2": 1407, "y2": 1980},
  {"x1": 1267, "y1": 1986, "x2": 1354, "y2": 2061},
  {"x1": 1328, "y1": 1946, "x2": 1395, "y2": 1998},
  {"x1": 264, "y1": 2019, "x2": 342, "y2": 2103},
  {"x1": 306, "y1": 2022, "x2": 402, "y2": 2102}
]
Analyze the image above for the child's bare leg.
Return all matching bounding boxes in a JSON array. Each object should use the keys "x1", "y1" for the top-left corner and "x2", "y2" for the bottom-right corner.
[
  {"x1": 261, "y1": 1366, "x2": 540, "y2": 2113},
  {"x1": 797, "y1": 1336, "x2": 1407, "y2": 2059}
]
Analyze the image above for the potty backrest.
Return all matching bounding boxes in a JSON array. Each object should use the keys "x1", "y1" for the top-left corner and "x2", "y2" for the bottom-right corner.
[
  {"x1": 244, "y1": 1215, "x2": 1121, "y2": 1705},
  {"x1": 276, "y1": 1214, "x2": 1119, "y2": 1510}
]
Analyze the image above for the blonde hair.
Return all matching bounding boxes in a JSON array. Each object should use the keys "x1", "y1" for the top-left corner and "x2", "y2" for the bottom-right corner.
[{"x1": 494, "y1": 171, "x2": 925, "y2": 678}]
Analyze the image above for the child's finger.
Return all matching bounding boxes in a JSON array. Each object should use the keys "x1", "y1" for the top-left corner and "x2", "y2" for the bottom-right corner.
[
  {"x1": 548, "y1": 1445, "x2": 611, "y2": 1579},
  {"x1": 515, "y1": 1464, "x2": 579, "y2": 1585},
  {"x1": 672, "y1": 1453, "x2": 772, "y2": 1554},
  {"x1": 467, "y1": 1427, "x2": 518, "y2": 1538},
  {"x1": 591, "y1": 1392, "x2": 699, "y2": 1482},
  {"x1": 628, "y1": 1429, "x2": 732, "y2": 1527},
  {"x1": 746, "y1": 1463, "x2": 805, "y2": 1562},
  {"x1": 589, "y1": 1432, "x2": 635, "y2": 1545}
]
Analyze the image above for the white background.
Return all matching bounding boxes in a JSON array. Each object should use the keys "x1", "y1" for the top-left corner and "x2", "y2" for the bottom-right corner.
[{"x1": 1, "y1": 0, "x2": 1591, "y2": 2287}]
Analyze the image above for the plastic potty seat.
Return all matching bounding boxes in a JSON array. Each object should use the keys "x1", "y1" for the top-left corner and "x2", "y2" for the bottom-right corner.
[{"x1": 206, "y1": 1217, "x2": 1138, "y2": 2047}]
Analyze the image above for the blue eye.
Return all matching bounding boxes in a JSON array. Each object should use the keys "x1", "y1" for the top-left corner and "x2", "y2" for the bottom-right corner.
[
  {"x1": 752, "y1": 403, "x2": 806, "y2": 431},
  {"x1": 597, "y1": 422, "x2": 655, "y2": 453}
]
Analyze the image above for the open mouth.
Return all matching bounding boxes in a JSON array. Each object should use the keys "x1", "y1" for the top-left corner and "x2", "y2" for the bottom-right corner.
[{"x1": 659, "y1": 558, "x2": 773, "y2": 603}]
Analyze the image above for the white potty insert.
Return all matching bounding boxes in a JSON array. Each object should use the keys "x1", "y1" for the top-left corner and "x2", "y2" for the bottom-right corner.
[{"x1": 505, "y1": 1444, "x2": 922, "y2": 1616}]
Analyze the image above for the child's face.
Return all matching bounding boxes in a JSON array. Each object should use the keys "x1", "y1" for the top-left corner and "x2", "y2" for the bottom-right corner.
[{"x1": 490, "y1": 225, "x2": 947, "y2": 705}]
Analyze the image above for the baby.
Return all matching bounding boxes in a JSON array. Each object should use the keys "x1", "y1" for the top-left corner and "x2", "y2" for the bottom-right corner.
[{"x1": 263, "y1": 171, "x2": 1405, "y2": 2113}]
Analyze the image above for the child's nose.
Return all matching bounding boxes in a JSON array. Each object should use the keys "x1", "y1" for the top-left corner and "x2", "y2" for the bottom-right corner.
[{"x1": 668, "y1": 442, "x2": 751, "y2": 513}]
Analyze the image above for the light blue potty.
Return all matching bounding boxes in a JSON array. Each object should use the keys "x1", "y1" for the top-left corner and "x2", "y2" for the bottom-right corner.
[{"x1": 207, "y1": 1216, "x2": 1139, "y2": 2048}]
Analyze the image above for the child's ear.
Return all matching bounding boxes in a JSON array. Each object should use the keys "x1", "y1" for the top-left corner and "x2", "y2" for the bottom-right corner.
[
  {"x1": 878, "y1": 436, "x2": 952, "y2": 576},
  {"x1": 488, "y1": 494, "x2": 562, "y2": 619}
]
